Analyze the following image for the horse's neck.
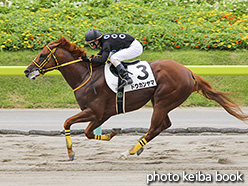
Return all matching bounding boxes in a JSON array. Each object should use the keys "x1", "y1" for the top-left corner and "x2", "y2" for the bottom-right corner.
[{"x1": 59, "y1": 62, "x2": 90, "y2": 90}]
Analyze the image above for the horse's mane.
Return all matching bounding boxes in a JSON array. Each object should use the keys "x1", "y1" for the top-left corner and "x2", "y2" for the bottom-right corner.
[{"x1": 50, "y1": 36, "x2": 87, "y2": 57}]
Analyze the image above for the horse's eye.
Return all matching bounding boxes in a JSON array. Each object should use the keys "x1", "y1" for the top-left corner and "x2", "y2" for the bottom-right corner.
[
  {"x1": 39, "y1": 53, "x2": 47, "y2": 61},
  {"x1": 40, "y1": 53, "x2": 46, "y2": 58}
]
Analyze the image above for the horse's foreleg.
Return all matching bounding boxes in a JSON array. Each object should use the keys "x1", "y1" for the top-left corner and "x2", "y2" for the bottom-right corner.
[
  {"x1": 64, "y1": 108, "x2": 96, "y2": 160},
  {"x1": 64, "y1": 129, "x2": 74, "y2": 161}
]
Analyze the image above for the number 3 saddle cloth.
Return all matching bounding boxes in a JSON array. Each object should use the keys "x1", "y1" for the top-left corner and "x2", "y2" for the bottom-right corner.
[{"x1": 104, "y1": 60, "x2": 157, "y2": 93}]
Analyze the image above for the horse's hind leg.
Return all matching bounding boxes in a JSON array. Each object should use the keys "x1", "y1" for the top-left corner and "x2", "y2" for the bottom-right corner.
[
  {"x1": 145, "y1": 108, "x2": 172, "y2": 142},
  {"x1": 133, "y1": 115, "x2": 171, "y2": 156},
  {"x1": 119, "y1": 107, "x2": 171, "y2": 159}
]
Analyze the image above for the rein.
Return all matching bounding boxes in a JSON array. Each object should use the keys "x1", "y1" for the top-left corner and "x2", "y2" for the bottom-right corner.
[
  {"x1": 73, "y1": 63, "x2": 93, "y2": 92},
  {"x1": 33, "y1": 45, "x2": 93, "y2": 92}
]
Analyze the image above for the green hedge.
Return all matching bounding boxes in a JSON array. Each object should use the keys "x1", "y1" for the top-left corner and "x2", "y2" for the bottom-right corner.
[{"x1": 0, "y1": 0, "x2": 248, "y2": 51}]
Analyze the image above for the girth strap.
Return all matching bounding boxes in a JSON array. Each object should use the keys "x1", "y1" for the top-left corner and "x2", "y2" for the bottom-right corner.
[{"x1": 116, "y1": 77, "x2": 125, "y2": 114}]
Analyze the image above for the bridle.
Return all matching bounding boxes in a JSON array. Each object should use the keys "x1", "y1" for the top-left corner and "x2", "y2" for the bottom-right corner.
[
  {"x1": 32, "y1": 45, "x2": 93, "y2": 92},
  {"x1": 33, "y1": 46, "x2": 60, "y2": 74},
  {"x1": 33, "y1": 45, "x2": 84, "y2": 74}
]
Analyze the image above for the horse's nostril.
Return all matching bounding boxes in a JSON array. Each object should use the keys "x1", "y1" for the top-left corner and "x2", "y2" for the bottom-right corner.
[
  {"x1": 24, "y1": 69, "x2": 29, "y2": 73},
  {"x1": 24, "y1": 69, "x2": 30, "y2": 77}
]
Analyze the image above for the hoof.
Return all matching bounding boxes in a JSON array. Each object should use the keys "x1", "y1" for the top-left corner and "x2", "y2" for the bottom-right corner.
[
  {"x1": 118, "y1": 154, "x2": 127, "y2": 160},
  {"x1": 112, "y1": 128, "x2": 121, "y2": 133},
  {"x1": 69, "y1": 152, "x2": 75, "y2": 161},
  {"x1": 118, "y1": 150, "x2": 129, "y2": 160},
  {"x1": 109, "y1": 131, "x2": 118, "y2": 139},
  {"x1": 137, "y1": 148, "x2": 144, "y2": 156}
]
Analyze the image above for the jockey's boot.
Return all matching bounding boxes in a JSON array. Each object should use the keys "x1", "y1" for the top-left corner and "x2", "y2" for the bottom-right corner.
[{"x1": 117, "y1": 65, "x2": 133, "y2": 90}]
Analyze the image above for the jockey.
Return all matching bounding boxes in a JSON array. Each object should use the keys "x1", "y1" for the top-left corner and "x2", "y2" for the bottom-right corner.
[{"x1": 82, "y1": 29, "x2": 143, "y2": 90}]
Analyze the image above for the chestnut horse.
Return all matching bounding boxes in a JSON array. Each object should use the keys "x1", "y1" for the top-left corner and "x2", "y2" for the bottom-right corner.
[{"x1": 24, "y1": 37, "x2": 248, "y2": 160}]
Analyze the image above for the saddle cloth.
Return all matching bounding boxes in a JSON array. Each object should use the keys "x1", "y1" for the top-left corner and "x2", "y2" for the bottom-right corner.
[{"x1": 104, "y1": 60, "x2": 157, "y2": 93}]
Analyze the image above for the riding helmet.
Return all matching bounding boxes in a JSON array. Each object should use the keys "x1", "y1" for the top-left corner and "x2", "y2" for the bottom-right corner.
[{"x1": 85, "y1": 29, "x2": 102, "y2": 44}]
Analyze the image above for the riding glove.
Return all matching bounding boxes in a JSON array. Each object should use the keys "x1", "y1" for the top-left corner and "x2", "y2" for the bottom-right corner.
[{"x1": 82, "y1": 55, "x2": 91, "y2": 62}]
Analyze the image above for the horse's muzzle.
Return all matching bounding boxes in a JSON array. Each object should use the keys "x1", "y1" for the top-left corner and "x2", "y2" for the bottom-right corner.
[{"x1": 24, "y1": 68, "x2": 40, "y2": 80}]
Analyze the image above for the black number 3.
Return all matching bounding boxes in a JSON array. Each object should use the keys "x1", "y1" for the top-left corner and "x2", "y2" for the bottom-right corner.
[{"x1": 137, "y1": 65, "x2": 149, "y2": 80}]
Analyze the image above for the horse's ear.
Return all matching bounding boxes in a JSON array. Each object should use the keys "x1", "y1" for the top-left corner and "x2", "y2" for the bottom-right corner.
[
  {"x1": 49, "y1": 35, "x2": 66, "y2": 47},
  {"x1": 59, "y1": 35, "x2": 67, "y2": 44},
  {"x1": 60, "y1": 35, "x2": 66, "y2": 41}
]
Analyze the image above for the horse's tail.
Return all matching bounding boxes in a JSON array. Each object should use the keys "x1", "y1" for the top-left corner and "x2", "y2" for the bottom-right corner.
[{"x1": 192, "y1": 73, "x2": 248, "y2": 122}]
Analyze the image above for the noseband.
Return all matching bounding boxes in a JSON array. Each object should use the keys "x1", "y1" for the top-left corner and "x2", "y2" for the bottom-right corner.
[{"x1": 32, "y1": 45, "x2": 93, "y2": 92}]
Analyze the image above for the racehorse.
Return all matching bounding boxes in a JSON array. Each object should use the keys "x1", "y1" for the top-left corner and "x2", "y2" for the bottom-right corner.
[{"x1": 24, "y1": 36, "x2": 248, "y2": 160}]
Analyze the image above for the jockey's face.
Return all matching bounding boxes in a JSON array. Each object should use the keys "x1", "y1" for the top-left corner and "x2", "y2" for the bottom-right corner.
[{"x1": 89, "y1": 40, "x2": 100, "y2": 49}]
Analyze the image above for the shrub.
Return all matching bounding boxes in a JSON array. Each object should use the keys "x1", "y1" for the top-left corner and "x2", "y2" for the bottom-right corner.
[{"x1": 0, "y1": 0, "x2": 247, "y2": 51}]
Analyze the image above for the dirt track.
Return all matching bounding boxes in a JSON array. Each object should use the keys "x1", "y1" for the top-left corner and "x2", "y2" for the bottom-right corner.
[{"x1": 0, "y1": 134, "x2": 248, "y2": 186}]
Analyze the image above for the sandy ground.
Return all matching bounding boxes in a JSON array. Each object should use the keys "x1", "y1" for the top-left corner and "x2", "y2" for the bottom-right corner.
[{"x1": 0, "y1": 134, "x2": 248, "y2": 186}]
